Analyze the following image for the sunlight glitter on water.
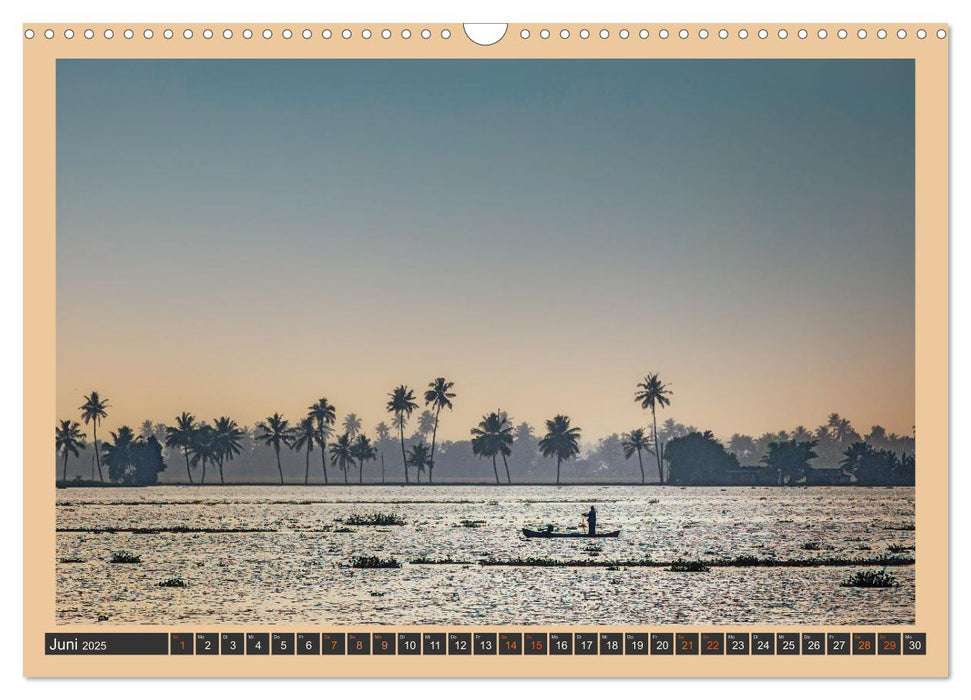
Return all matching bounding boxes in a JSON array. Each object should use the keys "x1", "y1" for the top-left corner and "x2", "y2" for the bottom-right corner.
[{"x1": 56, "y1": 485, "x2": 914, "y2": 625}]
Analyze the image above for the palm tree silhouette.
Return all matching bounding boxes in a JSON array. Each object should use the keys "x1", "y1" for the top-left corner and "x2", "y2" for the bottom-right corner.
[
  {"x1": 292, "y1": 416, "x2": 317, "y2": 485},
  {"x1": 375, "y1": 422, "x2": 391, "y2": 442},
  {"x1": 351, "y1": 434, "x2": 377, "y2": 483},
  {"x1": 188, "y1": 423, "x2": 216, "y2": 484},
  {"x1": 102, "y1": 425, "x2": 136, "y2": 483},
  {"x1": 212, "y1": 416, "x2": 244, "y2": 484},
  {"x1": 423, "y1": 377, "x2": 456, "y2": 484},
  {"x1": 827, "y1": 413, "x2": 855, "y2": 444},
  {"x1": 342, "y1": 413, "x2": 362, "y2": 439},
  {"x1": 308, "y1": 398, "x2": 336, "y2": 483},
  {"x1": 55, "y1": 420, "x2": 86, "y2": 482},
  {"x1": 634, "y1": 374, "x2": 672, "y2": 483},
  {"x1": 621, "y1": 428, "x2": 654, "y2": 484},
  {"x1": 406, "y1": 441, "x2": 431, "y2": 483},
  {"x1": 79, "y1": 391, "x2": 109, "y2": 482},
  {"x1": 387, "y1": 385, "x2": 418, "y2": 484},
  {"x1": 497, "y1": 411, "x2": 514, "y2": 484},
  {"x1": 138, "y1": 420, "x2": 155, "y2": 441},
  {"x1": 538, "y1": 415, "x2": 582, "y2": 485},
  {"x1": 728, "y1": 433, "x2": 756, "y2": 462},
  {"x1": 165, "y1": 413, "x2": 197, "y2": 484},
  {"x1": 791, "y1": 425, "x2": 813, "y2": 442},
  {"x1": 254, "y1": 413, "x2": 295, "y2": 484},
  {"x1": 839, "y1": 441, "x2": 870, "y2": 474},
  {"x1": 471, "y1": 411, "x2": 514, "y2": 484},
  {"x1": 329, "y1": 432, "x2": 356, "y2": 484},
  {"x1": 417, "y1": 410, "x2": 436, "y2": 440}
]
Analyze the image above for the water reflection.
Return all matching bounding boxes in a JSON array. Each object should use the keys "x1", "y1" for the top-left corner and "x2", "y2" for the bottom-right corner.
[{"x1": 56, "y1": 485, "x2": 914, "y2": 625}]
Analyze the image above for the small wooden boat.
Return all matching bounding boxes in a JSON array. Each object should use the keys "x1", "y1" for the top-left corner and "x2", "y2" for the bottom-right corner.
[{"x1": 522, "y1": 528, "x2": 620, "y2": 539}]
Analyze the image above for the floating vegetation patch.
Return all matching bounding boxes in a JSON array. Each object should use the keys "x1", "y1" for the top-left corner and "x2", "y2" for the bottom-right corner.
[
  {"x1": 479, "y1": 555, "x2": 914, "y2": 568},
  {"x1": 801, "y1": 541, "x2": 834, "y2": 552},
  {"x1": 887, "y1": 544, "x2": 914, "y2": 554},
  {"x1": 884, "y1": 524, "x2": 916, "y2": 531},
  {"x1": 58, "y1": 526, "x2": 275, "y2": 534},
  {"x1": 58, "y1": 557, "x2": 85, "y2": 564},
  {"x1": 59, "y1": 499, "x2": 479, "y2": 507},
  {"x1": 479, "y1": 557, "x2": 651, "y2": 568},
  {"x1": 410, "y1": 557, "x2": 474, "y2": 565},
  {"x1": 841, "y1": 569, "x2": 899, "y2": 588},
  {"x1": 518, "y1": 499, "x2": 623, "y2": 505},
  {"x1": 344, "y1": 512, "x2": 405, "y2": 526},
  {"x1": 728, "y1": 555, "x2": 761, "y2": 566},
  {"x1": 667, "y1": 560, "x2": 711, "y2": 573},
  {"x1": 109, "y1": 551, "x2": 141, "y2": 564},
  {"x1": 333, "y1": 527, "x2": 354, "y2": 533},
  {"x1": 458, "y1": 519, "x2": 485, "y2": 528},
  {"x1": 349, "y1": 555, "x2": 401, "y2": 569},
  {"x1": 157, "y1": 578, "x2": 187, "y2": 588}
]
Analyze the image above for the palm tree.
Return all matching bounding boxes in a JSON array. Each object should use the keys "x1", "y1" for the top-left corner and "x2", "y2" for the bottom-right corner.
[
  {"x1": 212, "y1": 416, "x2": 244, "y2": 484},
  {"x1": 791, "y1": 425, "x2": 813, "y2": 442},
  {"x1": 342, "y1": 413, "x2": 362, "y2": 439},
  {"x1": 728, "y1": 433, "x2": 757, "y2": 462},
  {"x1": 165, "y1": 412, "x2": 197, "y2": 484},
  {"x1": 102, "y1": 425, "x2": 136, "y2": 483},
  {"x1": 387, "y1": 385, "x2": 418, "y2": 483},
  {"x1": 55, "y1": 420, "x2": 86, "y2": 482},
  {"x1": 840, "y1": 441, "x2": 871, "y2": 474},
  {"x1": 417, "y1": 410, "x2": 436, "y2": 440},
  {"x1": 79, "y1": 391, "x2": 109, "y2": 481},
  {"x1": 351, "y1": 434, "x2": 377, "y2": 483},
  {"x1": 406, "y1": 441, "x2": 431, "y2": 483},
  {"x1": 763, "y1": 439, "x2": 818, "y2": 485},
  {"x1": 621, "y1": 428, "x2": 654, "y2": 484},
  {"x1": 827, "y1": 413, "x2": 855, "y2": 444},
  {"x1": 254, "y1": 413, "x2": 295, "y2": 484},
  {"x1": 470, "y1": 426, "x2": 499, "y2": 483},
  {"x1": 634, "y1": 374, "x2": 672, "y2": 483},
  {"x1": 138, "y1": 420, "x2": 155, "y2": 441},
  {"x1": 308, "y1": 398, "x2": 336, "y2": 483},
  {"x1": 497, "y1": 411, "x2": 514, "y2": 484},
  {"x1": 188, "y1": 423, "x2": 216, "y2": 484},
  {"x1": 292, "y1": 417, "x2": 317, "y2": 485},
  {"x1": 470, "y1": 411, "x2": 514, "y2": 484},
  {"x1": 328, "y1": 432, "x2": 356, "y2": 483},
  {"x1": 538, "y1": 415, "x2": 582, "y2": 485},
  {"x1": 375, "y1": 422, "x2": 391, "y2": 442},
  {"x1": 423, "y1": 377, "x2": 456, "y2": 484}
]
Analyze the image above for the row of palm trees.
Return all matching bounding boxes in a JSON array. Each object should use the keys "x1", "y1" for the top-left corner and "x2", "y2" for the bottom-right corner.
[{"x1": 57, "y1": 373, "x2": 675, "y2": 485}]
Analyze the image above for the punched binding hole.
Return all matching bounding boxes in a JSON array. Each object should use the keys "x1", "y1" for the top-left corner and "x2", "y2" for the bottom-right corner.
[{"x1": 464, "y1": 23, "x2": 507, "y2": 46}]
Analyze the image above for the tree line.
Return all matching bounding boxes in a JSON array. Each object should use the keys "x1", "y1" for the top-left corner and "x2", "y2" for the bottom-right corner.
[
  {"x1": 55, "y1": 375, "x2": 914, "y2": 486},
  {"x1": 664, "y1": 430, "x2": 915, "y2": 486}
]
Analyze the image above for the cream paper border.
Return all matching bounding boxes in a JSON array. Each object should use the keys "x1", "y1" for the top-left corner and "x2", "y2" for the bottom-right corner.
[{"x1": 23, "y1": 23, "x2": 949, "y2": 677}]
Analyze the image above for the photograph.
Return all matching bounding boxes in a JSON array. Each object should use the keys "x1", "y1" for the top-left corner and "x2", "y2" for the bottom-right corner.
[{"x1": 53, "y1": 57, "x2": 916, "y2": 628}]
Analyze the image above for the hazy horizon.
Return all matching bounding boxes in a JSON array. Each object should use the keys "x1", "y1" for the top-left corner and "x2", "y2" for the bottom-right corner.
[{"x1": 56, "y1": 58, "x2": 915, "y2": 441}]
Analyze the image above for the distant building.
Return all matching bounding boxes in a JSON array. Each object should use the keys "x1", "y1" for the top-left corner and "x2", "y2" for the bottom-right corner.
[
  {"x1": 724, "y1": 466, "x2": 780, "y2": 486},
  {"x1": 805, "y1": 468, "x2": 851, "y2": 486}
]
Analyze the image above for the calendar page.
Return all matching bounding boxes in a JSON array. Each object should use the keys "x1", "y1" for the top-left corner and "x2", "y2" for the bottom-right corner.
[{"x1": 23, "y1": 22, "x2": 948, "y2": 677}]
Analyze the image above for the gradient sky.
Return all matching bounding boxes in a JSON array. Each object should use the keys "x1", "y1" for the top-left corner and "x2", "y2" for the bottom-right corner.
[{"x1": 56, "y1": 59, "x2": 915, "y2": 442}]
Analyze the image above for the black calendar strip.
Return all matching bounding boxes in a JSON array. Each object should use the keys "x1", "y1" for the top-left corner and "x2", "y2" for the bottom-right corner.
[{"x1": 45, "y1": 631, "x2": 927, "y2": 656}]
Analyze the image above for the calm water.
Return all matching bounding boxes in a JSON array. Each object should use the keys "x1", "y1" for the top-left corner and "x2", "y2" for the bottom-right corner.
[{"x1": 56, "y1": 485, "x2": 914, "y2": 625}]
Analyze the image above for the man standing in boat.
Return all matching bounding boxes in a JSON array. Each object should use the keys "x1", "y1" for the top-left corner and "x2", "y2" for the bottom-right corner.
[{"x1": 583, "y1": 505, "x2": 597, "y2": 535}]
